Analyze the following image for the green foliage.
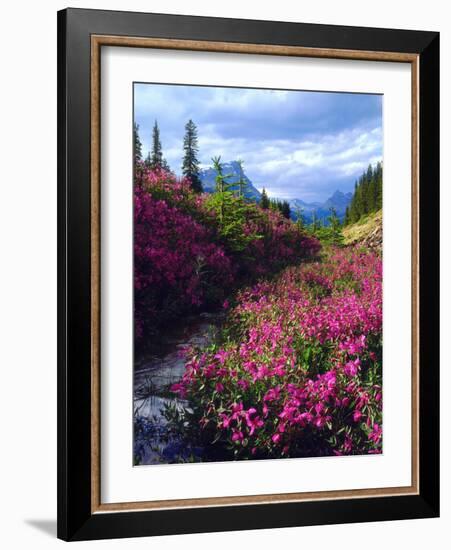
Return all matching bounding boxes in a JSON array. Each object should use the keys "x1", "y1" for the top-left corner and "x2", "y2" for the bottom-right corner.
[
  {"x1": 204, "y1": 192, "x2": 259, "y2": 254},
  {"x1": 308, "y1": 207, "x2": 343, "y2": 246},
  {"x1": 205, "y1": 156, "x2": 260, "y2": 254},
  {"x1": 344, "y1": 205, "x2": 350, "y2": 225},
  {"x1": 211, "y1": 156, "x2": 236, "y2": 225},
  {"x1": 212, "y1": 156, "x2": 234, "y2": 192},
  {"x1": 260, "y1": 188, "x2": 270, "y2": 209},
  {"x1": 236, "y1": 159, "x2": 247, "y2": 198},
  {"x1": 309, "y1": 226, "x2": 344, "y2": 246},
  {"x1": 311, "y1": 210, "x2": 320, "y2": 232},
  {"x1": 295, "y1": 206, "x2": 305, "y2": 231},
  {"x1": 134, "y1": 122, "x2": 142, "y2": 162},
  {"x1": 328, "y1": 207, "x2": 341, "y2": 233},
  {"x1": 346, "y1": 162, "x2": 382, "y2": 225},
  {"x1": 182, "y1": 119, "x2": 202, "y2": 192},
  {"x1": 147, "y1": 120, "x2": 171, "y2": 171},
  {"x1": 269, "y1": 198, "x2": 291, "y2": 219},
  {"x1": 165, "y1": 249, "x2": 382, "y2": 460},
  {"x1": 281, "y1": 201, "x2": 291, "y2": 219}
]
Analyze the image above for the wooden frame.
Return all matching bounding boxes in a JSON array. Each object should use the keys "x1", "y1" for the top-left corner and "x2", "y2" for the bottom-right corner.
[{"x1": 58, "y1": 7, "x2": 439, "y2": 541}]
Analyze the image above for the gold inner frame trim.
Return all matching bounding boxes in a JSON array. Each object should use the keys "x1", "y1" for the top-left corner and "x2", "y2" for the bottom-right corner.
[{"x1": 90, "y1": 34, "x2": 420, "y2": 514}]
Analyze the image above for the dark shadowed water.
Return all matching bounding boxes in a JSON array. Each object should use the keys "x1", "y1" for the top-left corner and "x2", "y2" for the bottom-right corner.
[{"x1": 133, "y1": 312, "x2": 223, "y2": 465}]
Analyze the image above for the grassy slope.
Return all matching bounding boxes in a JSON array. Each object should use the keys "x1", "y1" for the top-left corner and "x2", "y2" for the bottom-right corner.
[{"x1": 342, "y1": 210, "x2": 382, "y2": 245}]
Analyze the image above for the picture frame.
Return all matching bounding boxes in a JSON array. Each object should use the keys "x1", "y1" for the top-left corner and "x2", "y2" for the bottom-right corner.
[{"x1": 57, "y1": 7, "x2": 439, "y2": 541}]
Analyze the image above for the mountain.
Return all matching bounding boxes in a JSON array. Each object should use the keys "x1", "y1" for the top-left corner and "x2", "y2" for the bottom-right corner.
[
  {"x1": 289, "y1": 198, "x2": 322, "y2": 217},
  {"x1": 289, "y1": 191, "x2": 353, "y2": 224},
  {"x1": 322, "y1": 190, "x2": 354, "y2": 213},
  {"x1": 199, "y1": 160, "x2": 353, "y2": 224},
  {"x1": 199, "y1": 161, "x2": 262, "y2": 202}
]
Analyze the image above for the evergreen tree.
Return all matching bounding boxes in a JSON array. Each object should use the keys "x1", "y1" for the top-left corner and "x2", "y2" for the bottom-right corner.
[
  {"x1": 348, "y1": 181, "x2": 359, "y2": 224},
  {"x1": 268, "y1": 198, "x2": 278, "y2": 212},
  {"x1": 281, "y1": 200, "x2": 291, "y2": 219},
  {"x1": 212, "y1": 156, "x2": 234, "y2": 193},
  {"x1": 149, "y1": 120, "x2": 171, "y2": 172},
  {"x1": 150, "y1": 120, "x2": 163, "y2": 167},
  {"x1": 328, "y1": 207, "x2": 341, "y2": 233},
  {"x1": 212, "y1": 156, "x2": 224, "y2": 194},
  {"x1": 133, "y1": 123, "x2": 145, "y2": 183},
  {"x1": 236, "y1": 159, "x2": 247, "y2": 198},
  {"x1": 134, "y1": 122, "x2": 142, "y2": 162},
  {"x1": 375, "y1": 161, "x2": 383, "y2": 210},
  {"x1": 345, "y1": 162, "x2": 383, "y2": 225},
  {"x1": 366, "y1": 163, "x2": 374, "y2": 183},
  {"x1": 367, "y1": 174, "x2": 377, "y2": 212},
  {"x1": 295, "y1": 206, "x2": 305, "y2": 230},
  {"x1": 344, "y1": 205, "x2": 350, "y2": 226},
  {"x1": 211, "y1": 156, "x2": 235, "y2": 225},
  {"x1": 182, "y1": 119, "x2": 202, "y2": 192},
  {"x1": 311, "y1": 210, "x2": 320, "y2": 232},
  {"x1": 260, "y1": 188, "x2": 270, "y2": 209},
  {"x1": 360, "y1": 173, "x2": 369, "y2": 214},
  {"x1": 353, "y1": 179, "x2": 364, "y2": 221}
]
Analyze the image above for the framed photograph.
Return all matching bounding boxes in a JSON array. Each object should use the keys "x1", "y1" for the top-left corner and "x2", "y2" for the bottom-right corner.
[{"x1": 57, "y1": 8, "x2": 439, "y2": 541}]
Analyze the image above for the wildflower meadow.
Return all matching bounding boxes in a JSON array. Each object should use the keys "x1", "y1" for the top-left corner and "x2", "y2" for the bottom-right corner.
[
  {"x1": 132, "y1": 83, "x2": 383, "y2": 465},
  {"x1": 133, "y1": 163, "x2": 382, "y2": 464}
]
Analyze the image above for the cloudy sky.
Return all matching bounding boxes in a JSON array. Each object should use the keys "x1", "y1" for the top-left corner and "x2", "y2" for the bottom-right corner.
[{"x1": 134, "y1": 83, "x2": 382, "y2": 202}]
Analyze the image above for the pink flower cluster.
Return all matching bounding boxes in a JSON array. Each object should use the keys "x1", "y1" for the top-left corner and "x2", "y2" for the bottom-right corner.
[
  {"x1": 238, "y1": 208, "x2": 321, "y2": 276},
  {"x1": 134, "y1": 183, "x2": 233, "y2": 339},
  {"x1": 171, "y1": 248, "x2": 383, "y2": 458}
]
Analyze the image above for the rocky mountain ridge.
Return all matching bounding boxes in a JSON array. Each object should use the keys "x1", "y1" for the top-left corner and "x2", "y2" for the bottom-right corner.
[{"x1": 199, "y1": 160, "x2": 353, "y2": 223}]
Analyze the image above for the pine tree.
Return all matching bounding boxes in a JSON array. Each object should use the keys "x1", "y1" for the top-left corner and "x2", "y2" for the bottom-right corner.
[
  {"x1": 327, "y1": 207, "x2": 343, "y2": 245},
  {"x1": 236, "y1": 159, "x2": 247, "y2": 198},
  {"x1": 149, "y1": 120, "x2": 171, "y2": 172},
  {"x1": 361, "y1": 173, "x2": 369, "y2": 214},
  {"x1": 182, "y1": 119, "x2": 202, "y2": 192},
  {"x1": 211, "y1": 156, "x2": 234, "y2": 224},
  {"x1": 367, "y1": 175, "x2": 377, "y2": 212},
  {"x1": 311, "y1": 210, "x2": 320, "y2": 232},
  {"x1": 353, "y1": 179, "x2": 364, "y2": 221},
  {"x1": 268, "y1": 198, "x2": 278, "y2": 212},
  {"x1": 366, "y1": 164, "x2": 374, "y2": 183},
  {"x1": 328, "y1": 207, "x2": 340, "y2": 230},
  {"x1": 346, "y1": 162, "x2": 383, "y2": 224},
  {"x1": 281, "y1": 200, "x2": 291, "y2": 219},
  {"x1": 295, "y1": 206, "x2": 305, "y2": 230},
  {"x1": 150, "y1": 120, "x2": 163, "y2": 168},
  {"x1": 134, "y1": 123, "x2": 142, "y2": 162},
  {"x1": 344, "y1": 206, "x2": 350, "y2": 226},
  {"x1": 348, "y1": 182, "x2": 358, "y2": 223},
  {"x1": 260, "y1": 188, "x2": 270, "y2": 209},
  {"x1": 375, "y1": 161, "x2": 383, "y2": 210},
  {"x1": 212, "y1": 156, "x2": 234, "y2": 193},
  {"x1": 271, "y1": 199, "x2": 288, "y2": 217}
]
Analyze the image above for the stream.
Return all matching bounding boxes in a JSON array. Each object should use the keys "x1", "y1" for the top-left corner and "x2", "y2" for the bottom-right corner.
[{"x1": 133, "y1": 311, "x2": 224, "y2": 465}]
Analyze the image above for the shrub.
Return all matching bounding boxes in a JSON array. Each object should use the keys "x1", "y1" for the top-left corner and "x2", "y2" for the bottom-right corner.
[
  {"x1": 134, "y1": 183, "x2": 233, "y2": 340},
  {"x1": 134, "y1": 165, "x2": 321, "y2": 342}
]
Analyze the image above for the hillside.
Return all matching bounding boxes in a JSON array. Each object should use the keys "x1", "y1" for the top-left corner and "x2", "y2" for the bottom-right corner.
[
  {"x1": 134, "y1": 163, "x2": 320, "y2": 342},
  {"x1": 342, "y1": 210, "x2": 382, "y2": 250}
]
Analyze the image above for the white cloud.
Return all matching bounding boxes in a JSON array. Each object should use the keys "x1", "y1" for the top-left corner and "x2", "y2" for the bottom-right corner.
[{"x1": 134, "y1": 83, "x2": 382, "y2": 201}]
